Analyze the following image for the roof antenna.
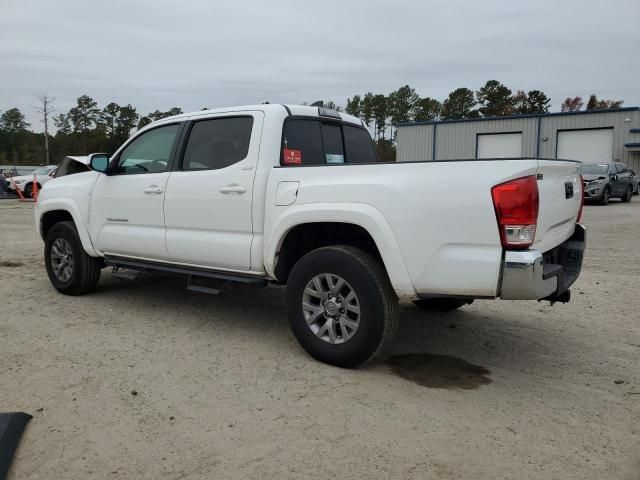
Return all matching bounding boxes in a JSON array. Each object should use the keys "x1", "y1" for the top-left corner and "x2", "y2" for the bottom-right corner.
[{"x1": 310, "y1": 101, "x2": 323, "y2": 107}]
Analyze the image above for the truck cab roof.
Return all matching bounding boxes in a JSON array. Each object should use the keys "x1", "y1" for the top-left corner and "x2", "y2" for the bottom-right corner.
[{"x1": 145, "y1": 104, "x2": 363, "y2": 131}]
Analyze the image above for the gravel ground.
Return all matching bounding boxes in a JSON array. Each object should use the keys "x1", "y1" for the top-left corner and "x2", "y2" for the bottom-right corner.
[{"x1": 1, "y1": 198, "x2": 639, "y2": 479}]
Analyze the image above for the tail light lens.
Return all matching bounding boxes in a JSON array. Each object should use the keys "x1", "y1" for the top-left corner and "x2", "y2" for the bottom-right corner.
[
  {"x1": 577, "y1": 175, "x2": 584, "y2": 222},
  {"x1": 491, "y1": 175, "x2": 539, "y2": 249}
]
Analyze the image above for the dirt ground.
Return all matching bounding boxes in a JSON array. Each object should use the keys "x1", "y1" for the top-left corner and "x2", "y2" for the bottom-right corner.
[{"x1": 1, "y1": 198, "x2": 639, "y2": 479}]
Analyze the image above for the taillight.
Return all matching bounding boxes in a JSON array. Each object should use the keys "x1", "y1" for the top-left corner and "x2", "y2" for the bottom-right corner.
[
  {"x1": 491, "y1": 175, "x2": 539, "y2": 249},
  {"x1": 577, "y1": 175, "x2": 584, "y2": 223}
]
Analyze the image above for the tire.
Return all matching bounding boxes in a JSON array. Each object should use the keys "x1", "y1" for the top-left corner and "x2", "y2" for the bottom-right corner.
[
  {"x1": 44, "y1": 221, "x2": 102, "y2": 295},
  {"x1": 413, "y1": 298, "x2": 472, "y2": 312},
  {"x1": 286, "y1": 246, "x2": 398, "y2": 368},
  {"x1": 621, "y1": 186, "x2": 633, "y2": 203},
  {"x1": 23, "y1": 183, "x2": 33, "y2": 198},
  {"x1": 599, "y1": 187, "x2": 610, "y2": 205}
]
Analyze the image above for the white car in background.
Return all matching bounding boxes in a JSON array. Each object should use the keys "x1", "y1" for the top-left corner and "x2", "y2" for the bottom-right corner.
[{"x1": 7, "y1": 165, "x2": 57, "y2": 198}]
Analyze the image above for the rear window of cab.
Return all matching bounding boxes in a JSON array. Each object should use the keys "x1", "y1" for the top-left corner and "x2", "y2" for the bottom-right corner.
[{"x1": 281, "y1": 119, "x2": 377, "y2": 166}]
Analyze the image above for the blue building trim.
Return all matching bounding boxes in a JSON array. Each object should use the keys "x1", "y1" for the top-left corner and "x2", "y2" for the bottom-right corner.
[
  {"x1": 395, "y1": 107, "x2": 640, "y2": 128},
  {"x1": 432, "y1": 123, "x2": 437, "y2": 160},
  {"x1": 630, "y1": 128, "x2": 640, "y2": 133},
  {"x1": 624, "y1": 143, "x2": 640, "y2": 148},
  {"x1": 536, "y1": 116, "x2": 542, "y2": 158}
]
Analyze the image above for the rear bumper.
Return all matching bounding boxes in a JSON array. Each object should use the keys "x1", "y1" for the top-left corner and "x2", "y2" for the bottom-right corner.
[{"x1": 499, "y1": 224, "x2": 586, "y2": 301}]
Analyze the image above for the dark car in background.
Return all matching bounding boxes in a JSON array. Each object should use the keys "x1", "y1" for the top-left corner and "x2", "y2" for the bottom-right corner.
[{"x1": 582, "y1": 162, "x2": 634, "y2": 205}]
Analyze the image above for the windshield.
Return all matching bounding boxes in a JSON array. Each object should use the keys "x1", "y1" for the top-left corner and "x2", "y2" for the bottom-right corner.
[
  {"x1": 581, "y1": 164, "x2": 608, "y2": 175},
  {"x1": 33, "y1": 166, "x2": 54, "y2": 175}
]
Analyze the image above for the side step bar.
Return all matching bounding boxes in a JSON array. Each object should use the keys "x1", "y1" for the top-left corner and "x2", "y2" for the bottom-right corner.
[{"x1": 104, "y1": 256, "x2": 268, "y2": 295}]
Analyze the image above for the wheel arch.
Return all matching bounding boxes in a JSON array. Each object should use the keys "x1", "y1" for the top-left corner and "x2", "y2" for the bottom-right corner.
[
  {"x1": 266, "y1": 203, "x2": 415, "y2": 299},
  {"x1": 37, "y1": 199, "x2": 99, "y2": 256}
]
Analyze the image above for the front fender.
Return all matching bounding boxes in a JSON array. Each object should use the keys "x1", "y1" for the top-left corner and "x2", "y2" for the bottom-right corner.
[
  {"x1": 35, "y1": 197, "x2": 99, "y2": 257},
  {"x1": 264, "y1": 202, "x2": 416, "y2": 299}
]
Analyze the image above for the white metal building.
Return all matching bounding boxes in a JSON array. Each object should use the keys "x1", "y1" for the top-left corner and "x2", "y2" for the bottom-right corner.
[{"x1": 396, "y1": 107, "x2": 640, "y2": 171}]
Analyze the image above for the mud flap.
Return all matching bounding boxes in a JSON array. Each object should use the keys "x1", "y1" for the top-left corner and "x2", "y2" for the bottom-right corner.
[{"x1": 0, "y1": 412, "x2": 32, "y2": 480}]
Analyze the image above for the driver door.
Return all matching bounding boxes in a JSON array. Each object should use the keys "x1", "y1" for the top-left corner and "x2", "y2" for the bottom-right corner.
[{"x1": 89, "y1": 122, "x2": 183, "y2": 260}]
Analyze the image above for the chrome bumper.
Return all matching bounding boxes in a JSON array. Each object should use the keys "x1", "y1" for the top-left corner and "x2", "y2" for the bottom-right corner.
[{"x1": 500, "y1": 224, "x2": 586, "y2": 301}]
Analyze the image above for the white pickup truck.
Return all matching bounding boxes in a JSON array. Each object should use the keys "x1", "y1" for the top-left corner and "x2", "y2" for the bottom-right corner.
[{"x1": 35, "y1": 104, "x2": 586, "y2": 367}]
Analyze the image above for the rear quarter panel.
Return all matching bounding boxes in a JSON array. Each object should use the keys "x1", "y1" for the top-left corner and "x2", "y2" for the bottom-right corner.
[{"x1": 264, "y1": 160, "x2": 542, "y2": 298}]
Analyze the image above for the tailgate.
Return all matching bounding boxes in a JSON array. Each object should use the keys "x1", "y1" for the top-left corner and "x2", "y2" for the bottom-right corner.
[{"x1": 533, "y1": 159, "x2": 581, "y2": 253}]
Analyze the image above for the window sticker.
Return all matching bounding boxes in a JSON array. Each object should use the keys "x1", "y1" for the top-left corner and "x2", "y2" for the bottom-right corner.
[
  {"x1": 326, "y1": 154, "x2": 345, "y2": 164},
  {"x1": 283, "y1": 148, "x2": 302, "y2": 165}
]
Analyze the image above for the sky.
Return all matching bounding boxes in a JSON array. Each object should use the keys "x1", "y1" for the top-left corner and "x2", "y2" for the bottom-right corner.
[{"x1": 1, "y1": 0, "x2": 639, "y2": 132}]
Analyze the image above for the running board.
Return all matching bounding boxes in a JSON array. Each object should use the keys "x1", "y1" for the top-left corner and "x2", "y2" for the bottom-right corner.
[{"x1": 104, "y1": 256, "x2": 268, "y2": 294}]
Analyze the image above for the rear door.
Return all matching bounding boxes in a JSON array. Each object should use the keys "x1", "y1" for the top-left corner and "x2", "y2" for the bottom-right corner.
[
  {"x1": 534, "y1": 160, "x2": 582, "y2": 253},
  {"x1": 163, "y1": 113, "x2": 262, "y2": 270}
]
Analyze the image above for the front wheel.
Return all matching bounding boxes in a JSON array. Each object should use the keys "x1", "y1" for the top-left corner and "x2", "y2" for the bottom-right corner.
[
  {"x1": 44, "y1": 221, "x2": 102, "y2": 295},
  {"x1": 286, "y1": 246, "x2": 398, "y2": 368},
  {"x1": 599, "y1": 187, "x2": 610, "y2": 205},
  {"x1": 621, "y1": 186, "x2": 633, "y2": 203}
]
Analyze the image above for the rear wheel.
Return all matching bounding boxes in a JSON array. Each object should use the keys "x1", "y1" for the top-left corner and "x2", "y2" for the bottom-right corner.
[
  {"x1": 44, "y1": 221, "x2": 102, "y2": 295},
  {"x1": 286, "y1": 246, "x2": 398, "y2": 368},
  {"x1": 621, "y1": 186, "x2": 633, "y2": 203},
  {"x1": 599, "y1": 187, "x2": 610, "y2": 205},
  {"x1": 413, "y1": 298, "x2": 472, "y2": 312}
]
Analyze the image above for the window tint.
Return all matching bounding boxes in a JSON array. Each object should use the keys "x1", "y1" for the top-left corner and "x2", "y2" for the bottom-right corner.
[
  {"x1": 182, "y1": 117, "x2": 254, "y2": 170},
  {"x1": 344, "y1": 126, "x2": 376, "y2": 163},
  {"x1": 116, "y1": 124, "x2": 180, "y2": 174},
  {"x1": 282, "y1": 120, "x2": 324, "y2": 165},
  {"x1": 322, "y1": 123, "x2": 345, "y2": 164}
]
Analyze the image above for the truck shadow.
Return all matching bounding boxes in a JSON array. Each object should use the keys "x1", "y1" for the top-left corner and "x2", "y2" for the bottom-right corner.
[{"x1": 93, "y1": 272, "x2": 578, "y2": 389}]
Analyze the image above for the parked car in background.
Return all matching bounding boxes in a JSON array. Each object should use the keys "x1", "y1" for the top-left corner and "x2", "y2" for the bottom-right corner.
[
  {"x1": 630, "y1": 169, "x2": 639, "y2": 195},
  {"x1": 6, "y1": 165, "x2": 57, "y2": 198},
  {"x1": 581, "y1": 162, "x2": 634, "y2": 205},
  {"x1": 54, "y1": 156, "x2": 90, "y2": 178}
]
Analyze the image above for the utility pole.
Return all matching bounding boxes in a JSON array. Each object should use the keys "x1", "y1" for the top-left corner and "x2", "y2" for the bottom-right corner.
[{"x1": 33, "y1": 95, "x2": 55, "y2": 164}]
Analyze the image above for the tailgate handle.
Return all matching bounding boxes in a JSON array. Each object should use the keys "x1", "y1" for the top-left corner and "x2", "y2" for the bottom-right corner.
[{"x1": 565, "y1": 182, "x2": 574, "y2": 199}]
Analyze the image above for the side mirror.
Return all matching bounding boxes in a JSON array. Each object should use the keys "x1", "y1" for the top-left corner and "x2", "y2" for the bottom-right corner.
[{"x1": 89, "y1": 153, "x2": 110, "y2": 173}]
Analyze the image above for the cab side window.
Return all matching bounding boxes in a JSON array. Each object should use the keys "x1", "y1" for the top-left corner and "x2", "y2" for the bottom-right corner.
[
  {"x1": 182, "y1": 117, "x2": 254, "y2": 171},
  {"x1": 115, "y1": 124, "x2": 181, "y2": 175}
]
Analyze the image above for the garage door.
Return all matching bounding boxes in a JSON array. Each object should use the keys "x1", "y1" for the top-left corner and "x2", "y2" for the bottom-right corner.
[
  {"x1": 477, "y1": 133, "x2": 523, "y2": 159},
  {"x1": 557, "y1": 128, "x2": 614, "y2": 162}
]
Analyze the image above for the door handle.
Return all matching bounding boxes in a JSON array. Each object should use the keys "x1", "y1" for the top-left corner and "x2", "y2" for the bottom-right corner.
[
  {"x1": 143, "y1": 185, "x2": 163, "y2": 194},
  {"x1": 219, "y1": 184, "x2": 246, "y2": 194}
]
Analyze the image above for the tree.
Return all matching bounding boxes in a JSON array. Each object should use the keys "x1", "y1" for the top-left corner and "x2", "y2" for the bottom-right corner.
[
  {"x1": 53, "y1": 113, "x2": 72, "y2": 135},
  {"x1": 525, "y1": 90, "x2": 551, "y2": 114},
  {"x1": 560, "y1": 96, "x2": 583, "y2": 112},
  {"x1": 115, "y1": 104, "x2": 138, "y2": 141},
  {"x1": 345, "y1": 95, "x2": 362, "y2": 117},
  {"x1": 0, "y1": 108, "x2": 30, "y2": 133},
  {"x1": 477, "y1": 80, "x2": 514, "y2": 117},
  {"x1": 147, "y1": 107, "x2": 184, "y2": 122},
  {"x1": 138, "y1": 116, "x2": 152, "y2": 129},
  {"x1": 100, "y1": 102, "x2": 121, "y2": 138},
  {"x1": 360, "y1": 92, "x2": 375, "y2": 128},
  {"x1": 513, "y1": 89, "x2": 551, "y2": 114},
  {"x1": 441, "y1": 88, "x2": 478, "y2": 119},
  {"x1": 371, "y1": 94, "x2": 389, "y2": 140},
  {"x1": 32, "y1": 95, "x2": 55, "y2": 164},
  {"x1": 388, "y1": 85, "x2": 419, "y2": 125},
  {"x1": 586, "y1": 94, "x2": 623, "y2": 110},
  {"x1": 414, "y1": 97, "x2": 442, "y2": 121},
  {"x1": 68, "y1": 95, "x2": 100, "y2": 152}
]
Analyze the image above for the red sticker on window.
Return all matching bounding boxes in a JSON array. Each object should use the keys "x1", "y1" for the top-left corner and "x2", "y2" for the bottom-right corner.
[{"x1": 283, "y1": 149, "x2": 302, "y2": 165}]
